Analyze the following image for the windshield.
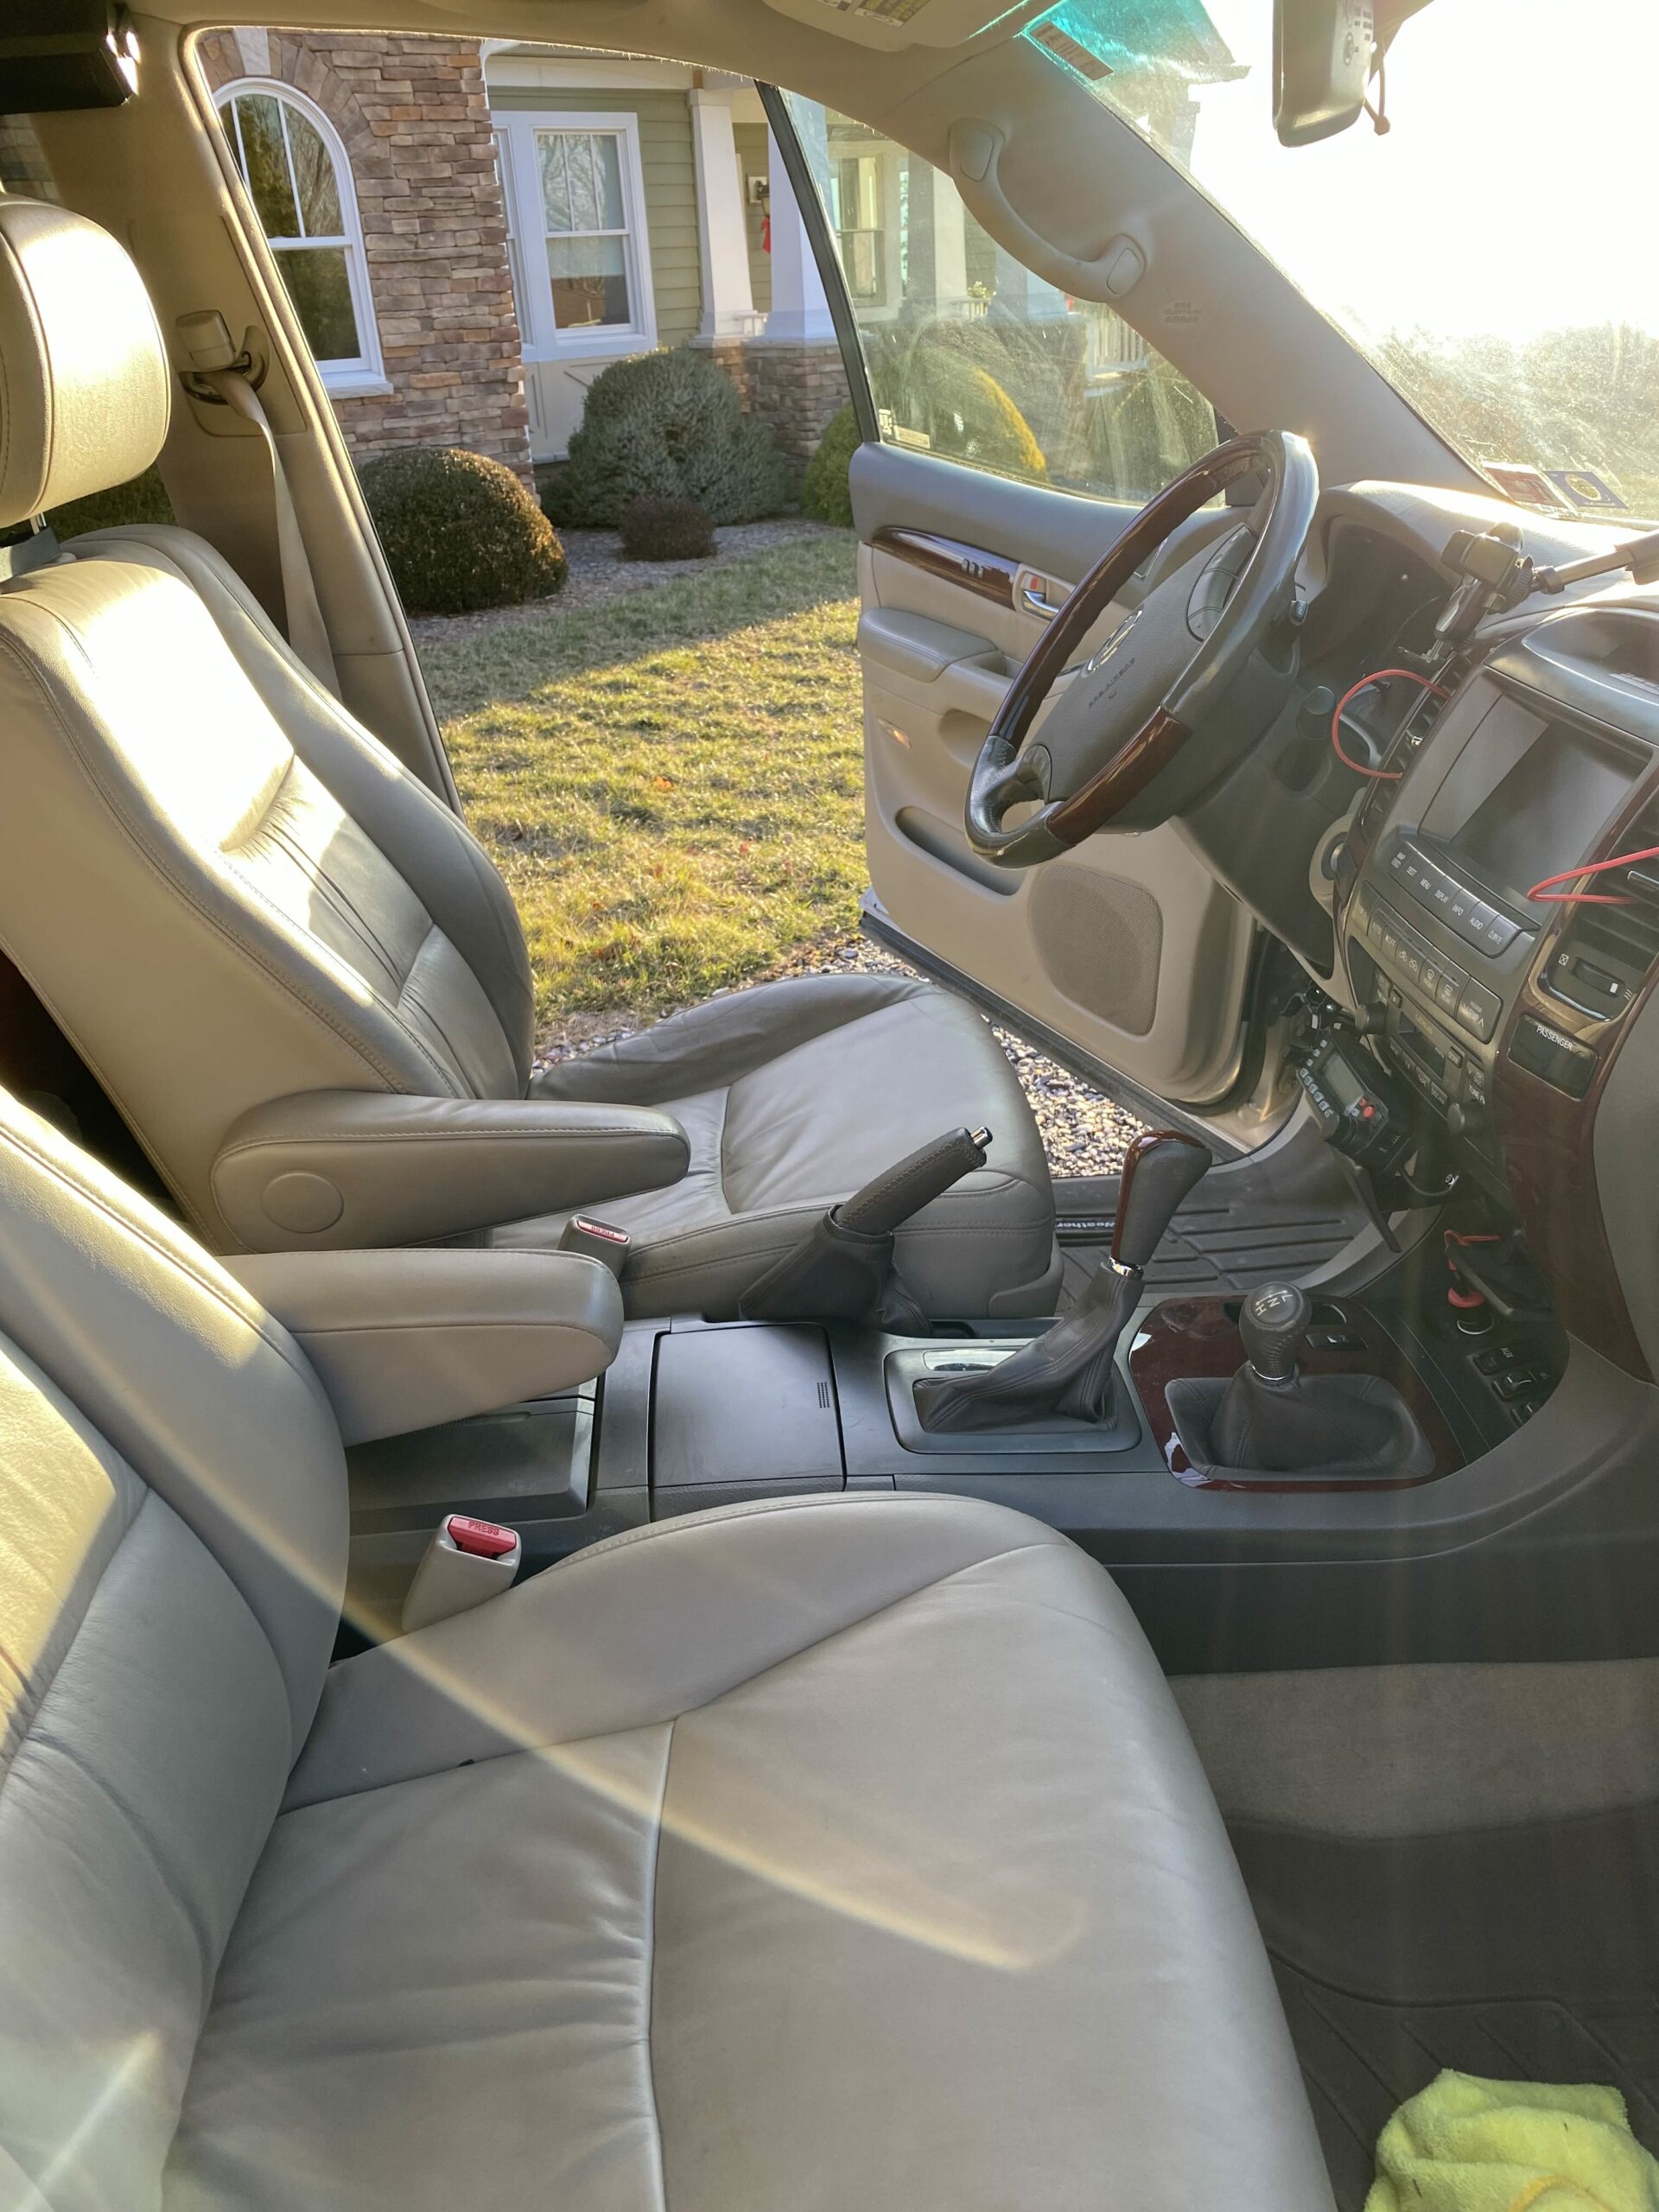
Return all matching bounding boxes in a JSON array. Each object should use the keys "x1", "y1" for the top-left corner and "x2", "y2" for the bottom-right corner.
[{"x1": 1027, "y1": 0, "x2": 1659, "y2": 520}]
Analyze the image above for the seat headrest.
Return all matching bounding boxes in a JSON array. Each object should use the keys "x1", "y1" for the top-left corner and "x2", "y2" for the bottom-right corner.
[{"x1": 0, "y1": 198, "x2": 169, "y2": 530}]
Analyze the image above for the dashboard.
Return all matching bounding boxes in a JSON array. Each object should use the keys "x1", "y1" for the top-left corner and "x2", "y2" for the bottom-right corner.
[{"x1": 1320, "y1": 546, "x2": 1659, "y2": 1384}]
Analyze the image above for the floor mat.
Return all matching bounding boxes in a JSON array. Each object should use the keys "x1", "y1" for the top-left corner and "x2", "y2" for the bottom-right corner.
[
  {"x1": 1274, "y1": 1960, "x2": 1659, "y2": 2210},
  {"x1": 1056, "y1": 1188, "x2": 1363, "y2": 1300}
]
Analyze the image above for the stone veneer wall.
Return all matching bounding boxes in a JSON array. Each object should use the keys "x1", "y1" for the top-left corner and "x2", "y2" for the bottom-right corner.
[
  {"x1": 706, "y1": 336, "x2": 850, "y2": 468},
  {"x1": 198, "y1": 30, "x2": 533, "y2": 486}
]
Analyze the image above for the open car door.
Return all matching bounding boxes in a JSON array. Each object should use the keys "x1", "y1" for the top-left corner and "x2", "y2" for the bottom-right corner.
[{"x1": 771, "y1": 92, "x2": 1262, "y2": 1122}]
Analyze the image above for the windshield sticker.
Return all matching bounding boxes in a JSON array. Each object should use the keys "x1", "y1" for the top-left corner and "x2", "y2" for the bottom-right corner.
[
  {"x1": 1544, "y1": 468, "x2": 1630, "y2": 513},
  {"x1": 1480, "y1": 464, "x2": 1567, "y2": 514}
]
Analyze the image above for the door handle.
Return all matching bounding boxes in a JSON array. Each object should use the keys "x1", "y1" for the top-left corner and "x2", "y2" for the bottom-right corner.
[{"x1": 1015, "y1": 567, "x2": 1070, "y2": 620}]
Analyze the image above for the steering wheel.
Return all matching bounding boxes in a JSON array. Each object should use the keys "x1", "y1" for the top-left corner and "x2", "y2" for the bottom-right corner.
[{"x1": 965, "y1": 429, "x2": 1319, "y2": 868}]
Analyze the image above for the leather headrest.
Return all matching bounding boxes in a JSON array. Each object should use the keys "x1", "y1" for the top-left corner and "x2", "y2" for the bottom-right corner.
[{"x1": 0, "y1": 198, "x2": 169, "y2": 529}]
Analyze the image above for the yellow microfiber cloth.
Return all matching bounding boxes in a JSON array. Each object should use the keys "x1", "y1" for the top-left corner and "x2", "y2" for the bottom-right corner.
[{"x1": 1365, "y1": 2069, "x2": 1659, "y2": 2212}]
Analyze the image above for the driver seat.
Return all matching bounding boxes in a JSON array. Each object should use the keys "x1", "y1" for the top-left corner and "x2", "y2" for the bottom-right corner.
[{"x1": 0, "y1": 199, "x2": 1058, "y2": 1318}]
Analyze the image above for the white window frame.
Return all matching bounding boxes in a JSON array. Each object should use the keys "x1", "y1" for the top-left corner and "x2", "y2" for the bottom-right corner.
[
  {"x1": 493, "y1": 110, "x2": 656, "y2": 362},
  {"x1": 213, "y1": 78, "x2": 387, "y2": 397}
]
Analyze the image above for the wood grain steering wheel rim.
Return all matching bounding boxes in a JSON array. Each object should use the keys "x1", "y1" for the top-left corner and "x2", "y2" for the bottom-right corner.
[{"x1": 964, "y1": 429, "x2": 1318, "y2": 868}]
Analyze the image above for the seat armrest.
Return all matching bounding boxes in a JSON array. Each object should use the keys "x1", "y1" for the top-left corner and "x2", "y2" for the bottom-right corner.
[
  {"x1": 212, "y1": 1090, "x2": 690, "y2": 1251},
  {"x1": 224, "y1": 1249, "x2": 624, "y2": 1444}
]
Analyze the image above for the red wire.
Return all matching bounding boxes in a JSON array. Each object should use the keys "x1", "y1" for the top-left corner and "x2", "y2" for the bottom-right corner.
[
  {"x1": 1527, "y1": 843, "x2": 1659, "y2": 907},
  {"x1": 1330, "y1": 670, "x2": 1452, "y2": 782}
]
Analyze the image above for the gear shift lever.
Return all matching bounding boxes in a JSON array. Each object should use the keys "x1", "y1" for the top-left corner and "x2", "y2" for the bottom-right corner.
[
  {"x1": 1238, "y1": 1282, "x2": 1311, "y2": 1382},
  {"x1": 914, "y1": 1130, "x2": 1211, "y2": 1433},
  {"x1": 1210, "y1": 1280, "x2": 1402, "y2": 1473}
]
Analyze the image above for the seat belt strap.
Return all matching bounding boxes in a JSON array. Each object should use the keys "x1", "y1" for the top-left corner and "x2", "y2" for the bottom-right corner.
[{"x1": 201, "y1": 365, "x2": 340, "y2": 697}]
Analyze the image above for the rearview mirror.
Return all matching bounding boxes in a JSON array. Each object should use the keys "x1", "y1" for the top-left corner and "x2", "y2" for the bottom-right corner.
[{"x1": 1273, "y1": 0, "x2": 1431, "y2": 147}]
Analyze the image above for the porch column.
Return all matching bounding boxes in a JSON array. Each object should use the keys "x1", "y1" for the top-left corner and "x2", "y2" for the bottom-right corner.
[
  {"x1": 992, "y1": 243, "x2": 1068, "y2": 321},
  {"x1": 689, "y1": 88, "x2": 756, "y2": 336},
  {"x1": 764, "y1": 124, "x2": 836, "y2": 342},
  {"x1": 905, "y1": 156, "x2": 970, "y2": 317}
]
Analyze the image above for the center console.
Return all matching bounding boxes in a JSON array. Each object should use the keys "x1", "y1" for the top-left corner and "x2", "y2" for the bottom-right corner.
[{"x1": 1338, "y1": 605, "x2": 1659, "y2": 1381}]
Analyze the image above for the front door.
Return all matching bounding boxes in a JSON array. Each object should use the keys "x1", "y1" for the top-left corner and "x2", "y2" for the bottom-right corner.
[{"x1": 774, "y1": 93, "x2": 1259, "y2": 1115}]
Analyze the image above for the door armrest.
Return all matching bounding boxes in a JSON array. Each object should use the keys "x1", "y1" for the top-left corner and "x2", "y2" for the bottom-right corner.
[
  {"x1": 224, "y1": 1248, "x2": 624, "y2": 1444},
  {"x1": 212, "y1": 1090, "x2": 689, "y2": 1251}
]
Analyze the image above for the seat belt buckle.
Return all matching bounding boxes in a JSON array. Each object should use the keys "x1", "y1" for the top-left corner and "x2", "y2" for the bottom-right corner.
[
  {"x1": 557, "y1": 1214, "x2": 632, "y2": 1278},
  {"x1": 401, "y1": 1514, "x2": 522, "y2": 1636}
]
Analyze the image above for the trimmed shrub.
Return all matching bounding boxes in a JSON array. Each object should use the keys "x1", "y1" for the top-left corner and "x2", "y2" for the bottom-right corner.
[
  {"x1": 546, "y1": 347, "x2": 790, "y2": 528},
  {"x1": 619, "y1": 495, "x2": 715, "y2": 562},
  {"x1": 800, "y1": 403, "x2": 860, "y2": 527},
  {"x1": 359, "y1": 446, "x2": 566, "y2": 616},
  {"x1": 868, "y1": 317, "x2": 1049, "y2": 481},
  {"x1": 48, "y1": 463, "x2": 175, "y2": 540}
]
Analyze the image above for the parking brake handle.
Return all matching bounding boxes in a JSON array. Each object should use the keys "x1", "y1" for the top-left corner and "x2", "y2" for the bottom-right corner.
[
  {"x1": 914, "y1": 1131, "x2": 1211, "y2": 1433},
  {"x1": 741, "y1": 1125, "x2": 991, "y2": 1332}
]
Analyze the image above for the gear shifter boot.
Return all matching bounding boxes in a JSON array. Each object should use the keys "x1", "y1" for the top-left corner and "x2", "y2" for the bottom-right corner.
[
  {"x1": 1211, "y1": 1364, "x2": 1404, "y2": 1472},
  {"x1": 915, "y1": 1131, "x2": 1211, "y2": 1433},
  {"x1": 1174, "y1": 1281, "x2": 1434, "y2": 1479}
]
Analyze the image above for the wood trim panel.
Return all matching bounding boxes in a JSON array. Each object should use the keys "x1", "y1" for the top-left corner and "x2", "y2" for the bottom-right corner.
[
  {"x1": 1049, "y1": 708, "x2": 1190, "y2": 844},
  {"x1": 1128, "y1": 1295, "x2": 1465, "y2": 1491},
  {"x1": 1491, "y1": 756, "x2": 1659, "y2": 1382},
  {"x1": 868, "y1": 525, "x2": 1019, "y2": 611}
]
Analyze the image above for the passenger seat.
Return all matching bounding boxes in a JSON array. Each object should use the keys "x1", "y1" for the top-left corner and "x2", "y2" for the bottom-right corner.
[
  {"x1": 0, "y1": 1084, "x2": 1332, "y2": 2209},
  {"x1": 0, "y1": 1084, "x2": 1336, "y2": 2194}
]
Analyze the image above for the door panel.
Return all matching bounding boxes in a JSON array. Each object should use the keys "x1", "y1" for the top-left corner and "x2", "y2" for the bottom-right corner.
[{"x1": 852, "y1": 442, "x2": 1255, "y2": 1106}]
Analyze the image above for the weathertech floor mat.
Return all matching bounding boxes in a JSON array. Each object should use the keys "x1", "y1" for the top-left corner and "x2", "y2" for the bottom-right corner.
[{"x1": 1274, "y1": 1962, "x2": 1659, "y2": 2210}]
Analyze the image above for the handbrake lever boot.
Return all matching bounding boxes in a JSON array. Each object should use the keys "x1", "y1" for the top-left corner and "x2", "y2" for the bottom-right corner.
[
  {"x1": 914, "y1": 1131, "x2": 1211, "y2": 1433},
  {"x1": 740, "y1": 1126, "x2": 991, "y2": 1332}
]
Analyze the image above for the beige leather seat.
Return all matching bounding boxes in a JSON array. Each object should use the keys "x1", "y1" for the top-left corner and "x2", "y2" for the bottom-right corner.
[
  {"x1": 0, "y1": 198, "x2": 1057, "y2": 1320},
  {"x1": 0, "y1": 1084, "x2": 1334, "y2": 2211}
]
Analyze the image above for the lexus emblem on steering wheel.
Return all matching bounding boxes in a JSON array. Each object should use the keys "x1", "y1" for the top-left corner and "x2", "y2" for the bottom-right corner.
[{"x1": 1083, "y1": 607, "x2": 1141, "y2": 675}]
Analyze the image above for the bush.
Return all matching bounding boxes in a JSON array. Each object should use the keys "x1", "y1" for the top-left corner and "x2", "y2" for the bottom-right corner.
[
  {"x1": 359, "y1": 446, "x2": 566, "y2": 616},
  {"x1": 546, "y1": 347, "x2": 790, "y2": 528},
  {"x1": 619, "y1": 495, "x2": 715, "y2": 562},
  {"x1": 48, "y1": 463, "x2": 175, "y2": 540},
  {"x1": 862, "y1": 311, "x2": 1044, "y2": 480},
  {"x1": 801, "y1": 404, "x2": 860, "y2": 527}
]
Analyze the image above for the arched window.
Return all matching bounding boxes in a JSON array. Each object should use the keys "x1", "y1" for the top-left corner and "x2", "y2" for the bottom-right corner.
[{"x1": 215, "y1": 80, "x2": 383, "y2": 391}]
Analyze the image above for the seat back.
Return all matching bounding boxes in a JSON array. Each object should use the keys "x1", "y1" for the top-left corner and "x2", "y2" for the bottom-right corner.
[
  {"x1": 0, "y1": 201, "x2": 537, "y2": 1244},
  {"x1": 0, "y1": 1088, "x2": 347, "y2": 2209}
]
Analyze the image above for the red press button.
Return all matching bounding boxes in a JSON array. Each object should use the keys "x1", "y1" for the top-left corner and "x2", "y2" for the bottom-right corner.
[{"x1": 445, "y1": 1515, "x2": 518, "y2": 1559}]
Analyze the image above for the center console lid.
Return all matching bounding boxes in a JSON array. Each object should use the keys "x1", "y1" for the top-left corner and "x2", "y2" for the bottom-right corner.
[{"x1": 226, "y1": 1248, "x2": 623, "y2": 1444}]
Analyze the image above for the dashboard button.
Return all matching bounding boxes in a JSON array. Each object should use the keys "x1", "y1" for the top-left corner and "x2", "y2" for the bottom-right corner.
[
  {"x1": 1479, "y1": 912, "x2": 1518, "y2": 953},
  {"x1": 1510, "y1": 1014, "x2": 1597, "y2": 1098},
  {"x1": 1455, "y1": 980, "x2": 1502, "y2": 1042},
  {"x1": 1420, "y1": 957, "x2": 1442, "y2": 996},
  {"x1": 1401, "y1": 944, "x2": 1423, "y2": 984},
  {"x1": 1435, "y1": 969, "x2": 1463, "y2": 1014}
]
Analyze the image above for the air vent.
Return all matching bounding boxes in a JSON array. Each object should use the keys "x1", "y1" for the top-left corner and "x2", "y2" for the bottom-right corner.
[
  {"x1": 1357, "y1": 681, "x2": 1447, "y2": 837},
  {"x1": 1542, "y1": 804, "x2": 1659, "y2": 1021},
  {"x1": 1028, "y1": 20, "x2": 1113, "y2": 78}
]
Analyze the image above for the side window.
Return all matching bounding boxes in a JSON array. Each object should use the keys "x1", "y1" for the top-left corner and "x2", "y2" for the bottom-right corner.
[
  {"x1": 216, "y1": 82, "x2": 383, "y2": 392},
  {"x1": 782, "y1": 97, "x2": 1219, "y2": 503}
]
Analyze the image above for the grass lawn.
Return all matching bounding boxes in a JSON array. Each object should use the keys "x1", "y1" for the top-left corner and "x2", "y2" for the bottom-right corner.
[{"x1": 421, "y1": 532, "x2": 865, "y2": 1032}]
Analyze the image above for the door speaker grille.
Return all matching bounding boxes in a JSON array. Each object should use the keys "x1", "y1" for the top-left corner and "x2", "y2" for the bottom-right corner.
[{"x1": 1028, "y1": 866, "x2": 1162, "y2": 1035}]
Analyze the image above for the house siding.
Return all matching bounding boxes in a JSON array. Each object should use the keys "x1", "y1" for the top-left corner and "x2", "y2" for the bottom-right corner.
[{"x1": 489, "y1": 86, "x2": 702, "y2": 348}]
